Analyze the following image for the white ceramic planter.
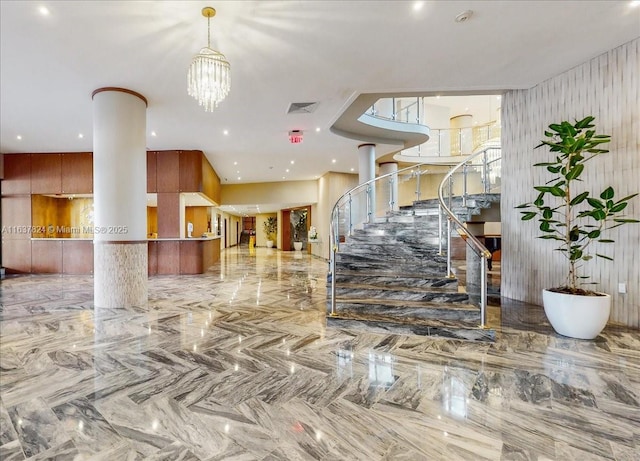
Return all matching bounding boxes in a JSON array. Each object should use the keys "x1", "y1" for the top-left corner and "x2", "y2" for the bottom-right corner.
[
  {"x1": 542, "y1": 289, "x2": 611, "y2": 339},
  {"x1": 266, "y1": 240, "x2": 274, "y2": 248},
  {"x1": 293, "y1": 242, "x2": 303, "y2": 251}
]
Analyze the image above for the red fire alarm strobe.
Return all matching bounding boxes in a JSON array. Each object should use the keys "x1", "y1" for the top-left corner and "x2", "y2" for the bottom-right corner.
[{"x1": 288, "y1": 130, "x2": 303, "y2": 144}]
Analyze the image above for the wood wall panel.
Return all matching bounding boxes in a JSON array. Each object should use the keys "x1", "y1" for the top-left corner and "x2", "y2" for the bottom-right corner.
[
  {"x1": 202, "y1": 155, "x2": 221, "y2": 203},
  {"x1": 61, "y1": 153, "x2": 93, "y2": 194},
  {"x1": 501, "y1": 38, "x2": 639, "y2": 328},
  {"x1": 2, "y1": 239, "x2": 32, "y2": 273},
  {"x1": 157, "y1": 193, "x2": 179, "y2": 238},
  {"x1": 32, "y1": 240, "x2": 63, "y2": 273},
  {"x1": 180, "y1": 240, "x2": 202, "y2": 274},
  {"x1": 62, "y1": 240, "x2": 93, "y2": 274},
  {"x1": 2, "y1": 196, "x2": 31, "y2": 239},
  {"x1": 179, "y1": 150, "x2": 203, "y2": 192},
  {"x1": 2, "y1": 154, "x2": 31, "y2": 194},
  {"x1": 156, "y1": 151, "x2": 179, "y2": 192},
  {"x1": 148, "y1": 241, "x2": 158, "y2": 275},
  {"x1": 147, "y1": 151, "x2": 157, "y2": 193},
  {"x1": 31, "y1": 154, "x2": 62, "y2": 193},
  {"x1": 157, "y1": 240, "x2": 180, "y2": 275}
]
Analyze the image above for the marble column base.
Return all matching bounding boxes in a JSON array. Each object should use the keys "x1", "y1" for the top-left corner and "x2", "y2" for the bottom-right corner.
[{"x1": 94, "y1": 241, "x2": 147, "y2": 308}]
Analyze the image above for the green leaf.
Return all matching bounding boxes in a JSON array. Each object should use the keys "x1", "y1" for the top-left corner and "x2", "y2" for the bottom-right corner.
[
  {"x1": 550, "y1": 187, "x2": 565, "y2": 197},
  {"x1": 565, "y1": 163, "x2": 584, "y2": 180},
  {"x1": 587, "y1": 198, "x2": 604, "y2": 209},
  {"x1": 598, "y1": 239, "x2": 614, "y2": 243},
  {"x1": 616, "y1": 193, "x2": 638, "y2": 203},
  {"x1": 533, "y1": 162, "x2": 558, "y2": 166},
  {"x1": 600, "y1": 187, "x2": 614, "y2": 200},
  {"x1": 521, "y1": 212, "x2": 536, "y2": 221},
  {"x1": 613, "y1": 218, "x2": 640, "y2": 223},
  {"x1": 596, "y1": 253, "x2": 614, "y2": 261},
  {"x1": 515, "y1": 203, "x2": 530, "y2": 209},
  {"x1": 570, "y1": 191, "x2": 589, "y2": 206},
  {"x1": 542, "y1": 208, "x2": 553, "y2": 219},
  {"x1": 587, "y1": 230, "x2": 601, "y2": 239},
  {"x1": 610, "y1": 202, "x2": 627, "y2": 213},
  {"x1": 547, "y1": 166, "x2": 562, "y2": 174},
  {"x1": 539, "y1": 235, "x2": 565, "y2": 241},
  {"x1": 540, "y1": 221, "x2": 552, "y2": 232},
  {"x1": 569, "y1": 227, "x2": 580, "y2": 241},
  {"x1": 592, "y1": 209, "x2": 607, "y2": 220},
  {"x1": 582, "y1": 255, "x2": 593, "y2": 261},
  {"x1": 548, "y1": 123, "x2": 563, "y2": 133},
  {"x1": 534, "y1": 193, "x2": 544, "y2": 207}
]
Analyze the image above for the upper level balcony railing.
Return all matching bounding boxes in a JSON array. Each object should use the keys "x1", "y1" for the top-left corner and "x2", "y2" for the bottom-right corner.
[{"x1": 367, "y1": 97, "x2": 500, "y2": 158}]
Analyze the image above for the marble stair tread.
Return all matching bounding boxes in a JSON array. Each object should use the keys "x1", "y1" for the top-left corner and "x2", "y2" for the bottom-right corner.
[
  {"x1": 332, "y1": 272, "x2": 459, "y2": 289},
  {"x1": 335, "y1": 281, "x2": 461, "y2": 294},
  {"x1": 326, "y1": 315, "x2": 495, "y2": 342},
  {"x1": 333, "y1": 298, "x2": 477, "y2": 311},
  {"x1": 331, "y1": 299, "x2": 479, "y2": 325}
]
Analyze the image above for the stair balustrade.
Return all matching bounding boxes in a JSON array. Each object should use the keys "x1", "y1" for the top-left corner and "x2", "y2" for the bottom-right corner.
[{"x1": 328, "y1": 147, "x2": 501, "y2": 331}]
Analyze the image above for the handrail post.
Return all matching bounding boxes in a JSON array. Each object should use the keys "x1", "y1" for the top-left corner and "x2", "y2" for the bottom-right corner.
[
  {"x1": 462, "y1": 164, "x2": 468, "y2": 207},
  {"x1": 347, "y1": 194, "x2": 352, "y2": 236},
  {"x1": 391, "y1": 97, "x2": 396, "y2": 121},
  {"x1": 416, "y1": 96, "x2": 420, "y2": 124},
  {"x1": 480, "y1": 256, "x2": 487, "y2": 327},
  {"x1": 483, "y1": 149, "x2": 489, "y2": 195},
  {"x1": 366, "y1": 185, "x2": 372, "y2": 224},
  {"x1": 388, "y1": 177, "x2": 394, "y2": 212},
  {"x1": 415, "y1": 168, "x2": 421, "y2": 201},
  {"x1": 446, "y1": 216, "x2": 453, "y2": 278},
  {"x1": 438, "y1": 204, "x2": 443, "y2": 256}
]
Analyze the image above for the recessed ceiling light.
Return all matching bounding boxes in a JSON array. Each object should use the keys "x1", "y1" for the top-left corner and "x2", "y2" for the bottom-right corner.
[
  {"x1": 332, "y1": 159, "x2": 336, "y2": 163},
  {"x1": 315, "y1": 127, "x2": 321, "y2": 132},
  {"x1": 496, "y1": 95, "x2": 501, "y2": 99},
  {"x1": 16, "y1": 135, "x2": 22, "y2": 140},
  {"x1": 413, "y1": 1, "x2": 424, "y2": 11},
  {"x1": 631, "y1": 0, "x2": 640, "y2": 7},
  {"x1": 151, "y1": 131, "x2": 157, "y2": 137},
  {"x1": 285, "y1": 169, "x2": 290, "y2": 173},
  {"x1": 38, "y1": 6, "x2": 50, "y2": 16},
  {"x1": 350, "y1": 168, "x2": 355, "y2": 172},
  {"x1": 290, "y1": 160, "x2": 295, "y2": 164},
  {"x1": 233, "y1": 161, "x2": 238, "y2": 165},
  {"x1": 223, "y1": 130, "x2": 229, "y2": 135},
  {"x1": 78, "y1": 133, "x2": 84, "y2": 139},
  {"x1": 237, "y1": 176, "x2": 241, "y2": 180},
  {"x1": 282, "y1": 176, "x2": 286, "y2": 179},
  {"x1": 465, "y1": 107, "x2": 469, "y2": 111},
  {"x1": 236, "y1": 170, "x2": 239, "y2": 174},
  {"x1": 436, "y1": 95, "x2": 441, "y2": 99}
]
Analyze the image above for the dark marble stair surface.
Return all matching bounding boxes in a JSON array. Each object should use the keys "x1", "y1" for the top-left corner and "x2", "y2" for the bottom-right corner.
[{"x1": 327, "y1": 194, "x2": 499, "y2": 341}]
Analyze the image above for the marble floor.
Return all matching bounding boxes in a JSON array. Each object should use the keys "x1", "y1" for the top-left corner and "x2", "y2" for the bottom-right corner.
[{"x1": 0, "y1": 247, "x2": 638, "y2": 461}]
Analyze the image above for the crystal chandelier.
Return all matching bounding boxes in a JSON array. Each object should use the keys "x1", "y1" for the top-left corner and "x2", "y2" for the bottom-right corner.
[{"x1": 188, "y1": 7, "x2": 230, "y2": 111}]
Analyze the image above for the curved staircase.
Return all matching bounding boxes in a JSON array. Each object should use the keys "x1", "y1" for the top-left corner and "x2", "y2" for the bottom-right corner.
[{"x1": 327, "y1": 194, "x2": 497, "y2": 342}]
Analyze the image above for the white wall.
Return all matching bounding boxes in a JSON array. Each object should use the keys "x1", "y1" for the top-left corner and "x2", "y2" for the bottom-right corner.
[{"x1": 502, "y1": 38, "x2": 639, "y2": 327}]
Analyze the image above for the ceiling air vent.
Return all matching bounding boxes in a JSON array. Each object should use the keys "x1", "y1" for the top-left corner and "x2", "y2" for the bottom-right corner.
[{"x1": 287, "y1": 102, "x2": 319, "y2": 114}]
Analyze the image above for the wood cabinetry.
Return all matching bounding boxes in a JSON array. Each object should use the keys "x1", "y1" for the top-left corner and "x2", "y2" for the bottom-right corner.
[
  {"x1": 62, "y1": 240, "x2": 93, "y2": 274},
  {"x1": 157, "y1": 193, "x2": 180, "y2": 238},
  {"x1": 156, "y1": 150, "x2": 179, "y2": 192},
  {"x1": 31, "y1": 154, "x2": 62, "y2": 193},
  {"x1": 2, "y1": 154, "x2": 31, "y2": 194},
  {"x1": 62, "y1": 153, "x2": 93, "y2": 193},
  {"x1": 32, "y1": 240, "x2": 63, "y2": 273},
  {"x1": 179, "y1": 150, "x2": 203, "y2": 192},
  {"x1": 147, "y1": 151, "x2": 157, "y2": 193}
]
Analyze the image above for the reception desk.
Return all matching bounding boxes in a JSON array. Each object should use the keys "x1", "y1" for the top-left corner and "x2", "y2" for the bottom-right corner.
[
  {"x1": 27, "y1": 237, "x2": 221, "y2": 275},
  {"x1": 148, "y1": 237, "x2": 221, "y2": 275}
]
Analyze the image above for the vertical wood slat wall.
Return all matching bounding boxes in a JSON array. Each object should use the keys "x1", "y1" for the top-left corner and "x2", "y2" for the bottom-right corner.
[{"x1": 501, "y1": 38, "x2": 639, "y2": 328}]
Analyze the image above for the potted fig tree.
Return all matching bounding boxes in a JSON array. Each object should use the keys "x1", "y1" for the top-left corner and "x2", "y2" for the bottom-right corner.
[
  {"x1": 263, "y1": 216, "x2": 277, "y2": 248},
  {"x1": 516, "y1": 116, "x2": 638, "y2": 339}
]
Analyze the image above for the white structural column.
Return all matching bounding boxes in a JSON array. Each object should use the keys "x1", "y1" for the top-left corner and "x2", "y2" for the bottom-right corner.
[
  {"x1": 358, "y1": 143, "x2": 376, "y2": 225},
  {"x1": 379, "y1": 162, "x2": 399, "y2": 212},
  {"x1": 92, "y1": 87, "x2": 148, "y2": 308}
]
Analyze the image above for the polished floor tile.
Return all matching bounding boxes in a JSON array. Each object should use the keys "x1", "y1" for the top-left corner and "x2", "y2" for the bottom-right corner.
[{"x1": 0, "y1": 247, "x2": 638, "y2": 460}]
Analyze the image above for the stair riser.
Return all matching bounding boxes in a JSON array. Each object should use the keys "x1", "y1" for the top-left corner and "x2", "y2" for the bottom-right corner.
[
  {"x1": 330, "y1": 303, "x2": 479, "y2": 325},
  {"x1": 335, "y1": 263, "x2": 447, "y2": 276},
  {"x1": 326, "y1": 317, "x2": 495, "y2": 342},
  {"x1": 333, "y1": 274, "x2": 458, "y2": 289},
  {"x1": 334, "y1": 288, "x2": 468, "y2": 303}
]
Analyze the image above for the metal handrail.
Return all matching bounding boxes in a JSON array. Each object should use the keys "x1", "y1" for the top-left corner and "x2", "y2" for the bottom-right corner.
[{"x1": 438, "y1": 148, "x2": 494, "y2": 328}]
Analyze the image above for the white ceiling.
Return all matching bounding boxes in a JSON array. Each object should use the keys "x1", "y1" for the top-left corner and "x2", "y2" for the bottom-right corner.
[{"x1": 2, "y1": 1, "x2": 639, "y2": 195}]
